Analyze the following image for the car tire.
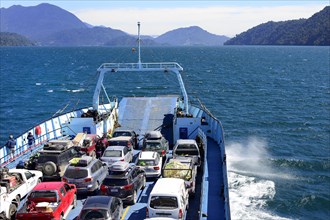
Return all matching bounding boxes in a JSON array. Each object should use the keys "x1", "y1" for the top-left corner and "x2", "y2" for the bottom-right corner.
[
  {"x1": 72, "y1": 194, "x2": 77, "y2": 208},
  {"x1": 8, "y1": 204, "x2": 16, "y2": 219},
  {"x1": 131, "y1": 190, "x2": 137, "y2": 205},
  {"x1": 142, "y1": 176, "x2": 146, "y2": 189},
  {"x1": 43, "y1": 161, "x2": 57, "y2": 176}
]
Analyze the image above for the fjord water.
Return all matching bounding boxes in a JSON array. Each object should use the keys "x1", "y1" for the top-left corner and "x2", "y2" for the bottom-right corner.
[{"x1": 0, "y1": 46, "x2": 329, "y2": 219}]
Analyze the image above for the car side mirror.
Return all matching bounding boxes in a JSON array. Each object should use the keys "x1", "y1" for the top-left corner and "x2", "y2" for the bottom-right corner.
[{"x1": 32, "y1": 173, "x2": 36, "y2": 177}]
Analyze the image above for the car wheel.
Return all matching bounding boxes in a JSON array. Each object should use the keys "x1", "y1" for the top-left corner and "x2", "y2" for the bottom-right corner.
[
  {"x1": 37, "y1": 178, "x2": 42, "y2": 184},
  {"x1": 142, "y1": 176, "x2": 146, "y2": 189},
  {"x1": 43, "y1": 161, "x2": 57, "y2": 176},
  {"x1": 131, "y1": 190, "x2": 137, "y2": 205},
  {"x1": 8, "y1": 204, "x2": 17, "y2": 219},
  {"x1": 72, "y1": 194, "x2": 77, "y2": 208}
]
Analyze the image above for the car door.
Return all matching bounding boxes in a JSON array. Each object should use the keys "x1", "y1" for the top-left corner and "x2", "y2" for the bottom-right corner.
[{"x1": 24, "y1": 171, "x2": 37, "y2": 192}]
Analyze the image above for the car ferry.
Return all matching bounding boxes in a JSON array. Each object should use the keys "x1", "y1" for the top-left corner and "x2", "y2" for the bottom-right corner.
[{"x1": 0, "y1": 23, "x2": 230, "y2": 220}]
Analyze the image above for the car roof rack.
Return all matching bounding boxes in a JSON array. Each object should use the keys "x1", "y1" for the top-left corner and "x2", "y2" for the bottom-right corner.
[{"x1": 69, "y1": 156, "x2": 93, "y2": 167}]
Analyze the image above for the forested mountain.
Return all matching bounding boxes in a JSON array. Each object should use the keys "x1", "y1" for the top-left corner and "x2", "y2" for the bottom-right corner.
[
  {"x1": 0, "y1": 32, "x2": 35, "y2": 46},
  {"x1": 155, "y1": 26, "x2": 229, "y2": 46},
  {"x1": 225, "y1": 6, "x2": 330, "y2": 45}
]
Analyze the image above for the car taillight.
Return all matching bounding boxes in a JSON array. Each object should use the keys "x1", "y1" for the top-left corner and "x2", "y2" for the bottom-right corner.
[
  {"x1": 161, "y1": 150, "x2": 165, "y2": 156},
  {"x1": 153, "y1": 166, "x2": 160, "y2": 170},
  {"x1": 179, "y1": 208, "x2": 183, "y2": 219},
  {"x1": 62, "y1": 177, "x2": 68, "y2": 182},
  {"x1": 84, "y1": 177, "x2": 92, "y2": 182},
  {"x1": 122, "y1": 183, "x2": 133, "y2": 190},
  {"x1": 100, "y1": 184, "x2": 108, "y2": 192},
  {"x1": 146, "y1": 207, "x2": 149, "y2": 218}
]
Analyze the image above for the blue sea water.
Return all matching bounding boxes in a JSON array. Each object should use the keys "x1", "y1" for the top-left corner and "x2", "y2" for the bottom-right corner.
[{"x1": 0, "y1": 46, "x2": 329, "y2": 219}]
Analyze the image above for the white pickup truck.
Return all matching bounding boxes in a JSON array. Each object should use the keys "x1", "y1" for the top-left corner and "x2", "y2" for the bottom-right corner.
[{"x1": 0, "y1": 168, "x2": 43, "y2": 220}]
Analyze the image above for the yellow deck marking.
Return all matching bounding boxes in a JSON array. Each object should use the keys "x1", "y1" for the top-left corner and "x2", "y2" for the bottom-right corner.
[{"x1": 121, "y1": 206, "x2": 130, "y2": 220}]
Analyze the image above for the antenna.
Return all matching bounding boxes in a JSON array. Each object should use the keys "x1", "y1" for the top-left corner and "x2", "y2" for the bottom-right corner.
[{"x1": 137, "y1": 22, "x2": 142, "y2": 68}]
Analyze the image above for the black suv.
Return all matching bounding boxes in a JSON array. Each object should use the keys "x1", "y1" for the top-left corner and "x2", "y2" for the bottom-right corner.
[
  {"x1": 36, "y1": 146, "x2": 82, "y2": 180},
  {"x1": 100, "y1": 161, "x2": 146, "y2": 205}
]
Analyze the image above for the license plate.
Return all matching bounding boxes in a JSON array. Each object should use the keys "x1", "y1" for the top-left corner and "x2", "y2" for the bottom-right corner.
[{"x1": 111, "y1": 188, "x2": 118, "y2": 192}]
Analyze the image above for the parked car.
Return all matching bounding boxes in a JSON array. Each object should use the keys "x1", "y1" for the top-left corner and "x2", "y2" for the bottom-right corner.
[
  {"x1": 100, "y1": 161, "x2": 146, "y2": 205},
  {"x1": 62, "y1": 156, "x2": 108, "y2": 194},
  {"x1": 142, "y1": 131, "x2": 169, "y2": 158},
  {"x1": 16, "y1": 182, "x2": 77, "y2": 220},
  {"x1": 100, "y1": 146, "x2": 133, "y2": 167},
  {"x1": 173, "y1": 139, "x2": 201, "y2": 166},
  {"x1": 162, "y1": 157, "x2": 197, "y2": 195},
  {"x1": 73, "y1": 133, "x2": 98, "y2": 157},
  {"x1": 77, "y1": 196, "x2": 123, "y2": 220},
  {"x1": 0, "y1": 168, "x2": 43, "y2": 220},
  {"x1": 146, "y1": 178, "x2": 189, "y2": 220},
  {"x1": 136, "y1": 151, "x2": 162, "y2": 178},
  {"x1": 108, "y1": 136, "x2": 135, "y2": 151},
  {"x1": 36, "y1": 146, "x2": 83, "y2": 180},
  {"x1": 112, "y1": 130, "x2": 138, "y2": 149}
]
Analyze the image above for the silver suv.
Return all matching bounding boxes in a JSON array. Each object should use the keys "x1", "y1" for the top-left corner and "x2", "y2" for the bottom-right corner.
[{"x1": 62, "y1": 156, "x2": 108, "y2": 194}]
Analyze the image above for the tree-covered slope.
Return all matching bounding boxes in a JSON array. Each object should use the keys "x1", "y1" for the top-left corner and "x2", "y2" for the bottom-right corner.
[
  {"x1": 0, "y1": 32, "x2": 35, "y2": 46},
  {"x1": 225, "y1": 6, "x2": 330, "y2": 46}
]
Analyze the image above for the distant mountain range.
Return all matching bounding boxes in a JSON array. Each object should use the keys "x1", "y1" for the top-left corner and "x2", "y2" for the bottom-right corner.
[
  {"x1": 0, "y1": 3, "x2": 229, "y2": 46},
  {"x1": 225, "y1": 6, "x2": 330, "y2": 46}
]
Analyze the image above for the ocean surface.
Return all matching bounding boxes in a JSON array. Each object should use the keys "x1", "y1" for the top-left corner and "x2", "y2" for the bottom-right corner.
[{"x1": 0, "y1": 46, "x2": 329, "y2": 220}]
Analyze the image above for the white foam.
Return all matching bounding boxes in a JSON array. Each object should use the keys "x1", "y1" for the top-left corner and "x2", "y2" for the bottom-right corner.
[
  {"x1": 36, "y1": 83, "x2": 42, "y2": 85},
  {"x1": 227, "y1": 137, "x2": 292, "y2": 220}
]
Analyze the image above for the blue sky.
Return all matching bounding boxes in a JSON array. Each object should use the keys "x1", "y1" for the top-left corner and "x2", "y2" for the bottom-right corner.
[{"x1": 1, "y1": 1, "x2": 328, "y2": 36}]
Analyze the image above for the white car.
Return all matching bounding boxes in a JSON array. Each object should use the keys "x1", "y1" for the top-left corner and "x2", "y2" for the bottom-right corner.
[
  {"x1": 136, "y1": 151, "x2": 162, "y2": 178},
  {"x1": 100, "y1": 146, "x2": 133, "y2": 166},
  {"x1": 173, "y1": 139, "x2": 201, "y2": 166},
  {"x1": 146, "y1": 178, "x2": 189, "y2": 219}
]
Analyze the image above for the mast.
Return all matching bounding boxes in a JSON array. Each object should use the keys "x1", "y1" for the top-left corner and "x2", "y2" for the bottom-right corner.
[{"x1": 137, "y1": 22, "x2": 142, "y2": 68}]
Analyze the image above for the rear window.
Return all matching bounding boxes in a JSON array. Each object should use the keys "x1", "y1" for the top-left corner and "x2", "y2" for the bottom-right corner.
[
  {"x1": 145, "y1": 142, "x2": 161, "y2": 150},
  {"x1": 102, "y1": 178, "x2": 129, "y2": 186},
  {"x1": 29, "y1": 191, "x2": 57, "y2": 199},
  {"x1": 80, "y1": 209, "x2": 108, "y2": 219},
  {"x1": 104, "y1": 150, "x2": 122, "y2": 157},
  {"x1": 177, "y1": 144, "x2": 197, "y2": 150},
  {"x1": 64, "y1": 168, "x2": 88, "y2": 179},
  {"x1": 109, "y1": 141, "x2": 127, "y2": 146},
  {"x1": 150, "y1": 196, "x2": 178, "y2": 209},
  {"x1": 175, "y1": 149, "x2": 199, "y2": 156},
  {"x1": 137, "y1": 160, "x2": 156, "y2": 166},
  {"x1": 37, "y1": 155, "x2": 58, "y2": 163},
  {"x1": 113, "y1": 132, "x2": 131, "y2": 137}
]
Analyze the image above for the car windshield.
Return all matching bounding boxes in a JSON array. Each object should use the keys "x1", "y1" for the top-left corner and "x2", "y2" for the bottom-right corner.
[
  {"x1": 150, "y1": 196, "x2": 178, "y2": 209},
  {"x1": 104, "y1": 150, "x2": 122, "y2": 157},
  {"x1": 137, "y1": 160, "x2": 155, "y2": 166},
  {"x1": 113, "y1": 132, "x2": 131, "y2": 137},
  {"x1": 145, "y1": 142, "x2": 161, "y2": 150},
  {"x1": 64, "y1": 168, "x2": 88, "y2": 179},
  {"x1": 79, "y1": 209, "x2": 108, "y2": 220},
  {"x1": 37, "y1": 155, "x2": 58, "y2": 163},
  {"x1": 102, "y1": 178, "x2": 129, "y2": 186}
]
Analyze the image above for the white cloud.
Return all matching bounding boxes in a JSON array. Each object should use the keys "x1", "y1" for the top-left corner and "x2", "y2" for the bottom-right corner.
[{"x1": 72, "y1": 5, "x2": 327, "y2": 37}]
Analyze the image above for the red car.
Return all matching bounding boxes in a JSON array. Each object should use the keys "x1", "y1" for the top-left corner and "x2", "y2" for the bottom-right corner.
[{"x1": 16, "y1": 182, "x2": 77, "y2": 220}]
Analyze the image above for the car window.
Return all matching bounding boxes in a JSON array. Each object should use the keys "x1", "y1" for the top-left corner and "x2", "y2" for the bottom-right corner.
[
  {"x1": 80, "y1": 209, "x2": 108, "y2": 219},
  {"x1": 110, "y1": 199, "x2": 116, "y2": 213},
  {"x1": 175, "y1": 149, "x2": 199, "y2": 156},
  {"x1": 145, "y1": 142, "x2": 161, "y2": 150},
  {"x1": 37, "y1": 155, "x2": 58, "y2": 164},
  {"x1": 102, "y1": 178, "x2": 129, "y2": 186},
  {"x1": 91, "y1": 163, "x2": 98, "y2": 173},
  {"x1": 137, "y1": 160, "x2": 155, "y2": 166},
  {"x1": 65, "y1": 168, "x2": 88, "y2": 178},
  {"x1": 24, "y1": 171, "x2": 33, "y2": 179},
  {"x1": 104, "y1": 150, "x2": 122, "y2": 157},
  {"x1": 177, "y1": 144, "x2": 197, "y2": 150},
  {"x1": 64, "y1": 184, "x2": 71, "y2": 192},
  {"x1": 60, "y1": 187, "x2": 66, "y2": 197},
  {"x1": 150, "y1": 196, "x2": 178, "y2": 209}
]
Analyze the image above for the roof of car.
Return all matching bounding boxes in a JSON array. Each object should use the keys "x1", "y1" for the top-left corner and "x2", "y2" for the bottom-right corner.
[
  {"x1": 105, "y1": 145, "x2": 126, "y2": 151},
  {"x1": 113, "y1": 130, "x2": 134, "y2": 133},
  {"x1": 109, "y1": 136, "x2": 132, "y2": 141},
  {"x1": 175, "y1": 139, "x2": 197, "y2": 145},
  {"x1": 151, "y1": 178, "x2": 185, "y2": 195},
  {"x1": 33, "y1": 182, "x2": 65, "y2": 191},
  {"x1": 145, "y1": 131, "x2": 162, "y2": 139},
  {"x1": 83, "y1": 196, "x2": 113, "y2": 209},
  {"x1": 138, "y1": 151, "x2": 157, "y2": 160}
]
